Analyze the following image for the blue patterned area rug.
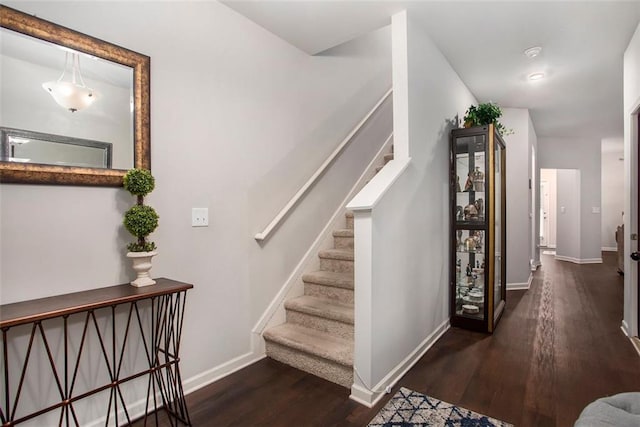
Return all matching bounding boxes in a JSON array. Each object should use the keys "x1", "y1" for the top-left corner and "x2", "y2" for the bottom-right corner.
[{"x1": 368, "y1": 387, "x2": 513, "y2": 427}]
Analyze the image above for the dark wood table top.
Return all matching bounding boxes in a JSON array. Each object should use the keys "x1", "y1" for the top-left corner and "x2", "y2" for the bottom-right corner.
[{"x1": 0, "y1": 278, "x2": 193, "y2": 328}]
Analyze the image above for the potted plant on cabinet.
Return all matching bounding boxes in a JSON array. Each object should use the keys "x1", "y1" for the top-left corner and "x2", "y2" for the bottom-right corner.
[
  {"x1": 123, "y1": 168, "x2": 159, "y2": 287},
  {"x1": 463, "y1": 102, "x2": 512, "y2": 136}
]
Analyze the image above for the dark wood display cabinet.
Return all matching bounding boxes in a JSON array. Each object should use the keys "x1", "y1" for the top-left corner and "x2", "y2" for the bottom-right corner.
[{"x1": 450, "y1": 124, "x2": 506, "y2": 333}]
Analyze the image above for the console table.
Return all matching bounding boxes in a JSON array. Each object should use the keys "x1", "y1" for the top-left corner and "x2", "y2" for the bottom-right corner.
[{"x1": 0, "y1": 278, "x2": 193, "y2": 426}]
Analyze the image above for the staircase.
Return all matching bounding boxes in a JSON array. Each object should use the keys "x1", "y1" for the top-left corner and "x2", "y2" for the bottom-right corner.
[{"x1": 263, "y1": 147, "x2": 393, "y2": 388}]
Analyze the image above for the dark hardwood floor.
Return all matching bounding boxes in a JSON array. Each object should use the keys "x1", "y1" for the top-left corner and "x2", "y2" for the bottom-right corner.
[{"x1": 140, "y1": 252, "x2": 640, "y2": 426}]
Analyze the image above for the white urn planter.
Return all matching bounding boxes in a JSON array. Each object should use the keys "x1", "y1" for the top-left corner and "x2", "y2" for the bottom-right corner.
[{"x1": 127, "y1": 251, "x2": 157, "y2": 287}]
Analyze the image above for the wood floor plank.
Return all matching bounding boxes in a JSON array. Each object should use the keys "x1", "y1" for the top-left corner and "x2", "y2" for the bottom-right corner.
[{"x1": 133, "y1": 253, "x2": 640, "y2": 426}]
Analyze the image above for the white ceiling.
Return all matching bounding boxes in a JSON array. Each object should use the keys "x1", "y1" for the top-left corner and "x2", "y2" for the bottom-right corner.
[{"x1": 223, "y1": 1, "x2": 640, "y2": 140}]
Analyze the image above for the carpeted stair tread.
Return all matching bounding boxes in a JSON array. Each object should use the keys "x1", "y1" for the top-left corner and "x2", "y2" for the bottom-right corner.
[
  {"x1": 383, "y1": 153, "x2": 394, "y2": 163},
  {"x1": 302, "y1": 270, "x2": 353, "y2": 289},
  {"x1": 333, "y1": 229, "x2": 354, "y2": 237},
  {"x1": 285, "y1": 296, "x2": 354, "y2": 324},
  {"x1": 333, "y1": 228, "x2": 354, "y2": 250},
  {"x1": 318, "y1": 248, "x2": 354, "y2": 261},
  {"x1": 264, "y1": 323, "x2": 353, "y2": 366}
]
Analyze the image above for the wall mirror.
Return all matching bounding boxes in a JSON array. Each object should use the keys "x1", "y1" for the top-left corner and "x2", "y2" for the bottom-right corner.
[{"x1": 0, "y1": 5, "x2": 150, "y2": 186}]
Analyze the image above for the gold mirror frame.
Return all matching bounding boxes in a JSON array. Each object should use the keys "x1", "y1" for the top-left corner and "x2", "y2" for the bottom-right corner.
[{"x1": 0, "y1": 5, "x2": 150, "y2": 186}]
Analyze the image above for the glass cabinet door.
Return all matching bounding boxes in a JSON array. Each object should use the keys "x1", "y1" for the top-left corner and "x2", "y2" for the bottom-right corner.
[
  {"x1": 454, "y1": 135, "x2": 486, "y2": 225},
  {"x1": 454, "y1": 229, "x2": 486, "y2": 320},
  {"x1": 453, "y1": 133, "x2": 487, "y2": 321},
  {"x1": 492, "y1": 134, "x2": 507, "y2": 324}
]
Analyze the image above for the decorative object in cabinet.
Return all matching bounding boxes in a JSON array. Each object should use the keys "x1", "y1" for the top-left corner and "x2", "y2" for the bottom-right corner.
[{"x1": 450, "y1": 124, "x2": 506, "y2": 333}]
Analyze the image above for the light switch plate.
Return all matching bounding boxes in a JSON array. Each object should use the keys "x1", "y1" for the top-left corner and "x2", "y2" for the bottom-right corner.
[{"x1": 192, "y1": 208, "x2": 208, "y2": 227}]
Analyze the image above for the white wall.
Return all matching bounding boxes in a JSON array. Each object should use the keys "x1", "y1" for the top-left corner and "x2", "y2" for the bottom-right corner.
[
  {"x1": 623, "y1": 22, "x2": 640, "y2": 337},
  {"x1": 0, "y1": 1, "x2": 392, "y2": 422},
  {"x1": 350, "y1": 10, "x2": 476, "y2": 404},
  {"x1": 556, "y1": 169, "x2": 581, "y2": 261},
  {"x1": 501, "y1": 108, "x2": 536, "y2": 286},
  {"x1": 538, "y1": 136, "x2": 602, "y2": 262},
  {"x1": 601, "y1": 138, "x2": 624, "y2": 250},
  {"x1": 540, "y1": 168, "x2": 558, "y2": 248}
]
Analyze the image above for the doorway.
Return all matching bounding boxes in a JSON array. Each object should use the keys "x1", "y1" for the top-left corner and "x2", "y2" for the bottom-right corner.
[
  {"x1": 637, "y1": 112, "x2": 640, "y2": 335},
  {"x1": 540, "y1": 180, "x2": 550, "y2": 248},
  {"x1": 627, "y1": 102, "x2": 640, "y2": 339},
  {"x1": 539, "y1": 169, "x2": 558, "y2": 256},
  {"x1": 539, "y1": 168, "x2": 581, "y2": 263}
]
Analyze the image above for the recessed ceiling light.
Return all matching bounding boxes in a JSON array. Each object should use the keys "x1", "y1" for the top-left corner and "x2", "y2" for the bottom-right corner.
[
  {"x1": 524, "y1": 46, "x2": 542, "y2": 58},
  {"x1": 528, "y1": 72, "x2": 545, "y2": 81}
]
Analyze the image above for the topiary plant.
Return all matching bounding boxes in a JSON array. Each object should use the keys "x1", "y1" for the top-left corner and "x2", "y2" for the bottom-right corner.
[
  {"x1": 123, "y1": 168, "x2": 159, "y2": 252},
  {"x1": 123, "y1": 167, "x2": 154, "y2": 201},
  {"x1": 463, "y1": 102, "x2": 512, "y2": 136}
]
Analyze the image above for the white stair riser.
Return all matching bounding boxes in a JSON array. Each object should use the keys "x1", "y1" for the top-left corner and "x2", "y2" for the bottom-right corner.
[
  {"x1": 320, "y1": 257, "x2": 353, "y2": 274},
  {"x1": 286, "y1": 310, "x2": 354, "y2": 340},
  {"x1": 265, "y1": 341, "x2": 353, "y2": 388},
  {"x1": 304, "y1": 283, "x2": 354, "y2": 304},
  {"x1": 334, "y1": 235, "x2": 354, "y2": 250}
]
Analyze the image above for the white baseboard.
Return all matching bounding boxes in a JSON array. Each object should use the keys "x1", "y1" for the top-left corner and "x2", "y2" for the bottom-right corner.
[
  {"x1": 621, "y1": 321, "x2": 640, "y2": 357},
  {"x1": 580, "y1": 258, "x2": 602, "y2": 264},
  {"x1": 349, "y1": 318, "x2": 450, "y2": 408},
  {"x1": 507, "y1": 273, "x2": 533, "y2": 291},
  {"x1": 530, "y1": 260, "x2": 541, "y2": 271},
  {"x1": 578, "y1": 258, "x2": 603, "y2": 264},
  {"x1": 622, "y1": 320, "x2": 630, "y2": 336},
  {"x1": 631, "y1": 337, "x2": 640, "y2": 358},
  {"x1": 85, "y1": 393, "x2": 162, "y2": 427},
  {"x1": 554, "y1": 255, "x2": 578, "y2": 263},
  {"x1": 350, "y1": 383, "x2": 381, "y2": 407},
  {"x1": 602, "y1": 246, "x2": 617, "y2": 252},
  {"x1": 554, "y1": 255, "x2": 603, "y2": 264},
  {"x1": 182, "y1": 351, "x2": 266, "y2": 396},
  {"x1": 251, "y1": 329, "x2": 266, "y2": 355},
  {"x1": 84, "y1": 350, "x2": 265, "y2": 427}
]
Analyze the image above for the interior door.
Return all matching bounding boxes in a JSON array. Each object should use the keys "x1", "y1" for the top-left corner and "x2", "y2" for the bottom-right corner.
[
  {"x1": 540, "y1": 180, "x2": 549, "y2": 247},
  {"x1": 630, "y1": 113, "x2": 640, "y2": 336}
]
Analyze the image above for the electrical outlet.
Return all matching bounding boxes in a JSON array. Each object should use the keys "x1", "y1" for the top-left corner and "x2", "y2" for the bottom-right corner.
[{"x1": 192, "y1": 208, "x2": 208, "y2": 227}]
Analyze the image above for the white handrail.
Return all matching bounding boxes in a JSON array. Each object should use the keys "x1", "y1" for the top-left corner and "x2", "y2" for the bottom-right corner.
[{"x1": 254, "y1": 88, "x2": 393, "y2": 242}]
